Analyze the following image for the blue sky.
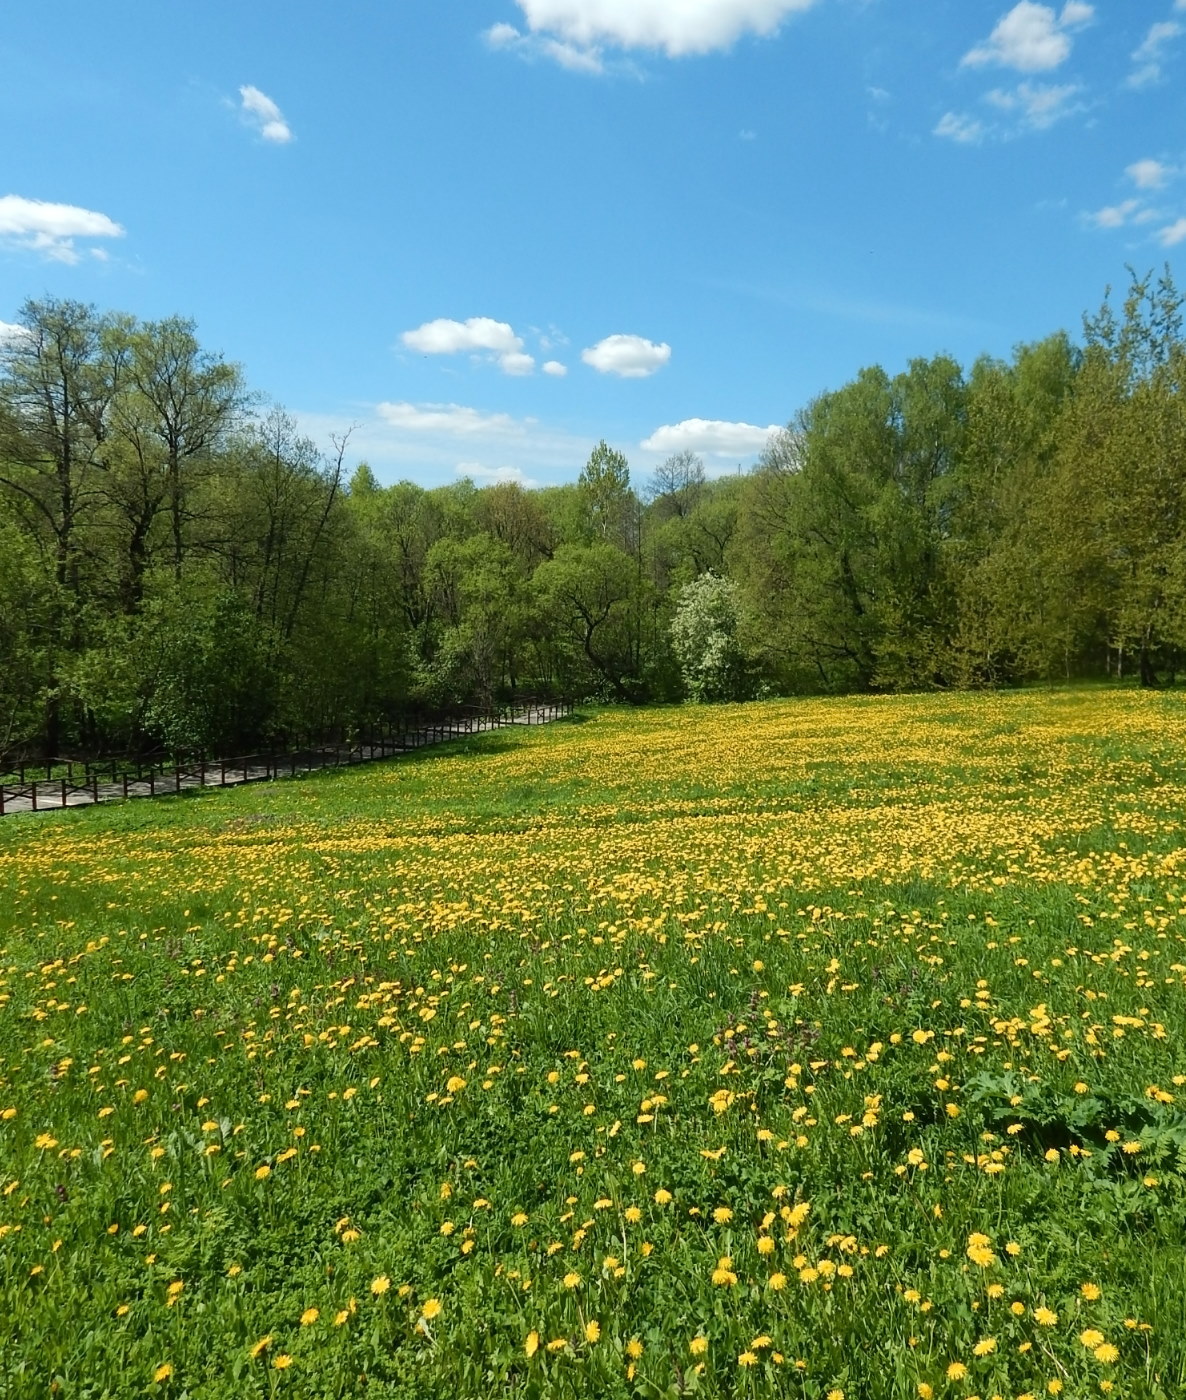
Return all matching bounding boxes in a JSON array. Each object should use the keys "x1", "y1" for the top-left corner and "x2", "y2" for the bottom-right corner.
[{"x1": 2, "y1": 0, "x2": 1184, "y2": 487}]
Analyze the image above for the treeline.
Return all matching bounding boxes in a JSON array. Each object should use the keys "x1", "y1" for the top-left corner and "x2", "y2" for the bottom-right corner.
[{"x1": 1, "y1": 271, "x2": 1184, "y2": 761}]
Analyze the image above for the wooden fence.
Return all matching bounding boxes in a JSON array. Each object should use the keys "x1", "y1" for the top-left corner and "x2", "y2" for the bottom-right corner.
[{"x1": 0, "y1": 697, "x2": 574, "y2": 817}]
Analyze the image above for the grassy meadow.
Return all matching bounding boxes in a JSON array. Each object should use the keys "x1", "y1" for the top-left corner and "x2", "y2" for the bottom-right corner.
[{"x1": 1, "y1": 689, "x2": 1185, "y2": 1400}]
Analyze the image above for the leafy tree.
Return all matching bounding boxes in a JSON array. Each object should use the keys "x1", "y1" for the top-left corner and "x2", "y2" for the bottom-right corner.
[{"x1": 670, "y1": 572, "x2": 748, "y2": 702}]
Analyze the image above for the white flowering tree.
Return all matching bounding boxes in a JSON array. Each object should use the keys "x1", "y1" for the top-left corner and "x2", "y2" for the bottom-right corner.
[{"x1": 670, "y1": 572, "x2": 748, "y2": 702}]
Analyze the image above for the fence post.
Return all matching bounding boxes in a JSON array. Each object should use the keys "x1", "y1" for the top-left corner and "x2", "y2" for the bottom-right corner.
[
  {"x1": 92, "y1": 775, "x2": 98, "y2": 804},
  {"x1": 32, "y1": 781, "x2": 38, "y2": 812},
  {"x1": 61, "y1": 777, "x2": 67, "y2": 808},
  {"x1": 123, "y1": 774, "x2": 129, "y2": 800}
]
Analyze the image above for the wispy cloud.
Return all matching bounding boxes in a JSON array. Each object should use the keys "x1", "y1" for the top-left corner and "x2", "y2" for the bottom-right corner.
[
  {"x1": 0, "y1": 194, "x2": 125, "y2": 263},
  {"x1": 296, "y1": 403, "x2": 595, "y2": 487},
  {"x1": 239, "y1": 85, "x2": 293, "y2": 143},
  {"x1": 484, "y1": 22, "x2": 606, "y2": 73},
  {"x1": 376, "y1": 401, "x2": 526, "y2": 436},
  {"x1": 456, "y1": 462, "x2": 542, "y2": 487},
  {"x1": 984, "y1": 80, "x2": 1083, "y2": 130},
  {"x1": 1127, "y1": 20, "x2": 1184, "y2": 88},
  {"x1": 934, "y1": 111, "x2": 986, "y2": 144}
]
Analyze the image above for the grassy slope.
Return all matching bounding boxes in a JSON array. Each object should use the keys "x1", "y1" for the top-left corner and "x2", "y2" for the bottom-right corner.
[{"x1": 1, "y1": 689, "x2": 1185, "y2": 1399}]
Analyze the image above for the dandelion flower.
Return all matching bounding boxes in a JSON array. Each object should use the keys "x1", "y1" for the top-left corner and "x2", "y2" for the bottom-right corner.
[
  {"x1": 525, "y1": 1331, "x2": 539, "y2": 1357},
  {"x1": 946, "y1": 1362, "x2": 968, "y2": 1381},
  {"x1": 370, "y1": 1275, "x2": 390, "y2": 1296},
  {"x1": 585, "y1": 1320, "x2": 600, "y2": 1344},
  {"x1": 273, "y1": 1355, "x2": 292, "y2": 1370},
  {"x1": 421, "y1": 1298, "x2": 442, "y2": 1320},
  {"x1": 300, "y1": 1308, "x2": 319, "y2": 1326},
  {"x1": 153, "y1": 1363, "x2": 173, "y2": 1383}
]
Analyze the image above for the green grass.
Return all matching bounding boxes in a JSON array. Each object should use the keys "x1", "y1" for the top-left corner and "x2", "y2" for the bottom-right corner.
[{"x1": 0, "y1": 688, "x2": 1184, "y2": 1399}]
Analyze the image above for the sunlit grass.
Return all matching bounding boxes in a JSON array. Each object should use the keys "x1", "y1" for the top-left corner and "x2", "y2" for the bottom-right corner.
[{"x1": 1, "y1": 688, "x2": 1184, "y2": 1398}]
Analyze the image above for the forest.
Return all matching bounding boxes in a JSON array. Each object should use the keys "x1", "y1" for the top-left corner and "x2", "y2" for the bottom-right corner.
[{"x1": 1, "y1": 269, "x2": 1184, "y2": 762}]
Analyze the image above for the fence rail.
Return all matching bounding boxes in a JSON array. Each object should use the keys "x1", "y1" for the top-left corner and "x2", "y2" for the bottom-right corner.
[{"x1": 0, "y1": 697, "x2": 574, "y2": 817}]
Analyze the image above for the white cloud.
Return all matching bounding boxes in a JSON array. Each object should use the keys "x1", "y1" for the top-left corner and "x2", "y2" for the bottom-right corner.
[
  {"x1": 402, "y1": 316, "x2": 521, "y2": 355},
  {"x1": 376, "y1": 401, "x2": 526, "y2": 436},
  {"x1": 296, "y1": 405, "x2": 592, "y2": 487},
  {"x1": 542, "y1": 359, "x2": 568, "y2": 376},
  {"x1": 641, "y1": 417, "x2": 781, "y2": 457},
  {"x1": 1128, "y1": 158, "x2": 1175, "y2": 190},
  {"x1": 484, "y1": 22, "x2": 606, "y2": 72},
  {"x1": 1159, "y1": 218, "x2": 1186, "y2": 246},
  {"x1": 401, "y1": 316, "x2": 537, "y2": 375},
  {"x1": 962, "y1": 2, "x2": 1092, "y2": 74},
  {"x1": 493, "y1": 0, "x2": 819, "y2": 63},
  {"x1": 455, "y1": 462, "x2": 542, "y2": 487},
  {"x1": 239, "y1": 85, "x2": 293, "y2": 143},
  {"x1": 1086, "y1": 199, "x2": 1142, "y2": 229},
  {"x1": 985, "y1": 80, "x2": 1082, "y2": 129},
  {"x1": 581, "y1": 333, "x2": 671, "y2": 377},
  {"x1": 934, "y1": 111, "x2": 986, "y2": 144},
  {"x1": 0, "y1": 194, "x2": 125, "y2": 263},
  {"x1": 0, "y1": 319, "x2": 29, "y2": 342},
  {"x1": 1127, "y1": 21, "x2": 1183, "y2": 87},
  {"x1": 500, "y1": 351, "x2": 537, "y2": 376}
]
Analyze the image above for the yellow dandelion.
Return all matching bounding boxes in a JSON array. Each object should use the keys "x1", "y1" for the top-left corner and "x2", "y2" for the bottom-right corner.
[
  {"x1": 421, "y1": 1298, "x2": 442, "y2": 1321},
  {"x1": 370, "y1": 1275, "x2": 390, "y2": 1296},
  {"x1": 152, "y1": 1363, "x2": 173, "y2": 1383},
  {"x1": 585, "y1": 1320, "x2": 601, "y2": 1344},
  {"x1": 525, "y1": 1331, "x2": 540, "y2": 1358}
]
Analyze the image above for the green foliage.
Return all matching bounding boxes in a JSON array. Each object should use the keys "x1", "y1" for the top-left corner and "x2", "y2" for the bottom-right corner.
[{"x1": 5, "y1": 270, "x2": 1186, "y2": 763}]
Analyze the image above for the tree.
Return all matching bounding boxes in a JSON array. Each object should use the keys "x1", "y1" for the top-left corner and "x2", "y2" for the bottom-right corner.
[
  {"x1": 533, "y1": 543, "x2": 640, "y2": 700},
  {"x1": 0, "y1": 299, "x2": 116, "y2": 751},
  {"x1": 578, "y1": 440, "x2": 632, "y2": 545},
  {"x1": 670, "y1": 572, "x2": 748, "y2": 702},
  {"x1": 646, "y1": 450, "x2": 706, "y2": 519}
]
